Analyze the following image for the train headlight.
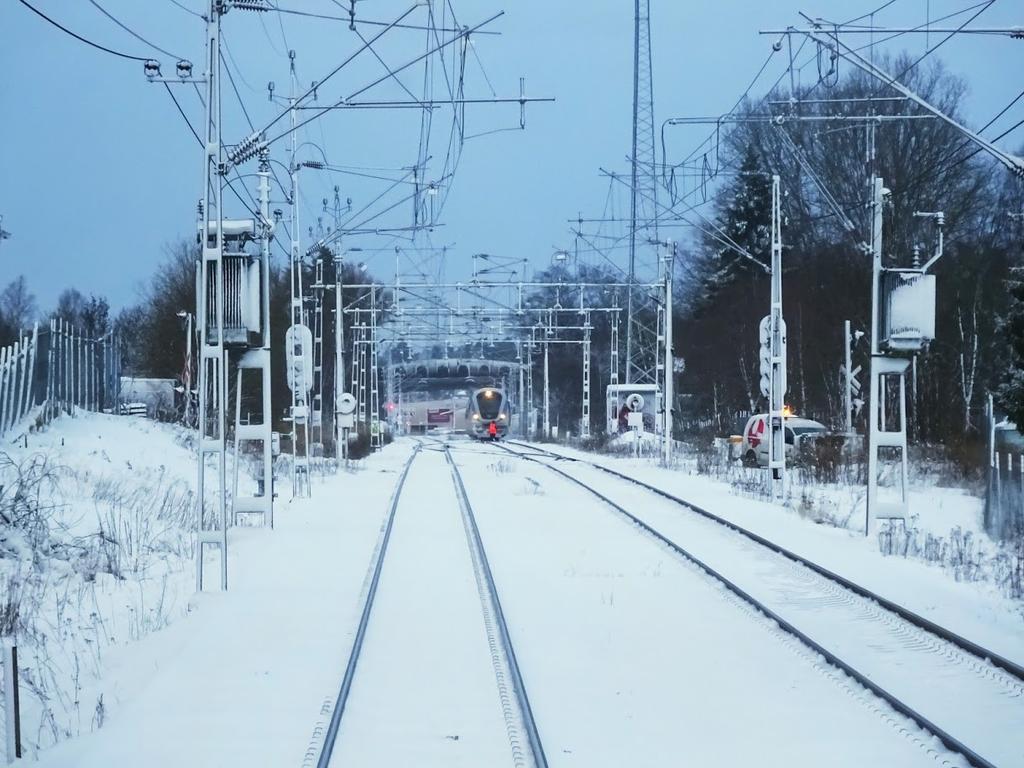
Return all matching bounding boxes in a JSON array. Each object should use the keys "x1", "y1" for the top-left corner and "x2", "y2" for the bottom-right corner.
[
  {"x1": 472, "y1": 414, "x2": 479, "y2": 420},
  {"x1": 499, "y1": 413, "x2": 506, "y2": 420}
]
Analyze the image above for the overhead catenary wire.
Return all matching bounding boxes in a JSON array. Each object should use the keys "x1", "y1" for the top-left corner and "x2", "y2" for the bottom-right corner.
[
  {"x1": 255, "y1": 5, "x2": 421, "y2": 142},
  {"x1": 271, "y1": 3, "x2": 497, "y2": 34},
  {"x1": 17, "y1": 0, "x2": 152, "y2": 61},
  {"x1": 167, "y1": 0, "x2": 204, "y2": 20},
  {"x1": 87, "y1": 0, "x2": 186, "y2": 60},
  {"x1": 265, "y1": 12, "x2": 502, "y2": 151},
  {"x1": 161, "y1": 81, "x2": 284, "y2": 257}
]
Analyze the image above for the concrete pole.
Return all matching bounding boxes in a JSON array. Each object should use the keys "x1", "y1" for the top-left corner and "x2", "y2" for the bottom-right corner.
[
  {"x1": 333, "y1": 261, "x2": 343, "y2": 455},
  {"x1": 844, "y1": 319, "x2": 853, "y2": 434},
  {"x1": 184, "y1": 314, "x2": 193, "y2": 426},
  {"x1": 663, "y1": 248, "x2": 674, "y2": 466},
  {"x1": 768, "y1": 175, "x2": 786, "y2": 500},
  {"x1": 543, "y1": 337, "x2": 550, "y2": 439},
  {"x1": 867, "y1": 175, "x2": 884, "y2": 533},
  {"x1": 518, "y1": 349, "x2": 526, "y2": 438}
]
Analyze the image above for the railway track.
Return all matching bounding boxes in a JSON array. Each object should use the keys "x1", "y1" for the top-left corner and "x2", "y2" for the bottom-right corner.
[
  {"x1": 494, "y1": 439, "x2": 1023, "y2": 768},
  {"x1": 314, "y1": 441, "x2": 547, "y2": 768}
]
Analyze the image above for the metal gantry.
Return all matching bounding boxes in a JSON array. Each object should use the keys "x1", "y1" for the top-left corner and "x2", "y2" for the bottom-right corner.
[
  {"x1": 338, "y1": 279, "x2": 661, "y2": 444},
  {"x1": 766, "y1": 176, "x2": 786, "y2": 499},
  {"x1": 287, "y1": 51, "x2": 311, "y2": 498},
  {"x1": 195, "y1": 0, "x2": 229, "y2": 592},
  {"x1": 231, "y1": 148, "x2": 275, "y2": 531},
  {"x1": 194, "y1": 1, "x2": 276, "y2": 592},
  {"x1": 311, "y1": 254, "x2": 326, "y2": 466}
]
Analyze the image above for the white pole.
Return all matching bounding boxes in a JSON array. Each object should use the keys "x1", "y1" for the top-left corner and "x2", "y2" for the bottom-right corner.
[
  {"x1": 867, "y1": 175, "x2": 884, "y2": 533},
  {"x1": 543, "y1": 336, "x2": 550, "y2": 439},
  {"x1": 184, "y1": 314, "x2": 193, "y2": 426},
  {"x1": 768, "y1": 175, "x2": 786, "y2": 499},
  {"x1": 334, "y1": 256, "x2": 343, "y2": 455},
  {"x1": 663, "y1": 245, "x2": 674, "y2": 466},
  {"x1": 844, "y1": 319, "x2": 853, "y2": 434}
]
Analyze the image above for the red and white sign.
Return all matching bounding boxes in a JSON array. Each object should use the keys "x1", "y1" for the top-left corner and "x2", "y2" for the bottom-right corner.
[{"x1": 747, "y1": 416, "x2": 766, "y2": 448}]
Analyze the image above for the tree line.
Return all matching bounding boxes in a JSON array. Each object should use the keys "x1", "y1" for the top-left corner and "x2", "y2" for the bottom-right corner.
[{"x1": 675, "y1": 54, "x2": 1023, "y2": 444}]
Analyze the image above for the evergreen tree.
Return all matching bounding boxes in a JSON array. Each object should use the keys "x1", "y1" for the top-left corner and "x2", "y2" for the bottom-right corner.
[{"x1": 999, "y1": 269, "x2": 1024, "y2": 426}]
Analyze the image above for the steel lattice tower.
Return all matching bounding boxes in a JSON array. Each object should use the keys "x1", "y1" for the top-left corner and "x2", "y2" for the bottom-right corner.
[{"x1": 626, "y1": 0, "x2": 660, "y2": 386}]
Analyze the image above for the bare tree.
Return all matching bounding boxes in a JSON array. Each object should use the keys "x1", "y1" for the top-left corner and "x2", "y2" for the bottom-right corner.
[{"x1": 0, "y1": 275, "x2": 38, "y2": 332}]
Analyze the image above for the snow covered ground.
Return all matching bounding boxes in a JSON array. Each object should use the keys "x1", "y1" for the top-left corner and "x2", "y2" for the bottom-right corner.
[
  {"x1": 1, "y1": 413, "x2": 199, "y2": 756},
  {"x1": 3, "y1": 414, "x2": 413, "y2": 766},
  {"x1": 4, "y1": 419, "x2": 1020, "y2": 766},
  {"x1": 327, "y1": 447, "x2": 513, "y2": 766},
  {"x1": 448, "y1": 440, "x2": 972, "y2": 767},
  {"x1": 535, "y1": 440, "x2": 1024, "y2": 668}
]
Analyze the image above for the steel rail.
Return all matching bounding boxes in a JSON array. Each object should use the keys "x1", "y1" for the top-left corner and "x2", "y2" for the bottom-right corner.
[
  {"x1": 316, "y1": 445, "x2": 420, "y2": 768},
  {"x1": 444, "y1": 445, "x2": 549, "y2": 768},
  {"x1": 506, "y1": 440, "x2": 1024, "y2": 684},
  {"x1": 494, "y1": 441, "x2": 998, "y2": 768}
]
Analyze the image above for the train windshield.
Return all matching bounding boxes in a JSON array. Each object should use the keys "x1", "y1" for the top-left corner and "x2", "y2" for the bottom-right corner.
[{"x1": 476, "y1": 389, "x2": 502, "y2": 420}]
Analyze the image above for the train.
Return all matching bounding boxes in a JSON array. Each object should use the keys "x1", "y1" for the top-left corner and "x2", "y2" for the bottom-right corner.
[{"x1": 465, "y1": 386, "x2": 511, "y2": 440}]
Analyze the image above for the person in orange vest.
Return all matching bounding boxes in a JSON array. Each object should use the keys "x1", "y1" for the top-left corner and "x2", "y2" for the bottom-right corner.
[{"x1": 488, "y1": 421, "x2": 498, "y2": 439}]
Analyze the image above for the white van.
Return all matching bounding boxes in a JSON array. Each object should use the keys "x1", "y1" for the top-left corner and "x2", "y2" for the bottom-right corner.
[{"x1": 740, "y1": 413, "x2": 828, "y2": 467}]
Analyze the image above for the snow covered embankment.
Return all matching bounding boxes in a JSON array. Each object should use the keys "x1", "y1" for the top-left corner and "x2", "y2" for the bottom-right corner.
[{"x1": 1, "y1": 414, "x2": 197, "y2": 758}]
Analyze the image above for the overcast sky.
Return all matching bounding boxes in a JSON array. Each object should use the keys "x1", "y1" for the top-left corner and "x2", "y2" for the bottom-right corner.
[{"x1": 1, "y1": 0, "x2": 1021, "y2": 312}]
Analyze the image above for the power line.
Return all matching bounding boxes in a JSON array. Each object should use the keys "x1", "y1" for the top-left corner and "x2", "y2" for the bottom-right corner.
[
  {"x1": 167, "y1": 0, "x2": 204, "y2": 20},
  {"x1": 87, "y1": 0, "x2": 186, "y2": 60},
  {"x1": 17, "y1": 0, "x2": 151, "y2": 61},
  {"x1": 161, "y1": 82, "x2": 292, "y2": 262},
  {"x1": 163, "y1": 82, "x2": 202, "y2": 144},
  {"x1": 265, "y1": 12, "x2": 501, "y2": 149},
  {"x1": 883, "y1": 1, "x2": 995, "y2": 88},
  {"x1": 271, "y1": 4, "x2": 496, "y2": 34},
  {"x1": 839, "y1": 0, "x2": 901, "y2": 27}
]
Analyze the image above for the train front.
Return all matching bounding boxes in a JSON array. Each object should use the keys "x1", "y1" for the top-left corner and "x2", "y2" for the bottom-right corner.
[{"x1": 470, "y1": 387, "x2": 509, "y2": 439}]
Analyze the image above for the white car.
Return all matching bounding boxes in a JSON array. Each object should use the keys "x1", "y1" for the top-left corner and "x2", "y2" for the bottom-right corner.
[{"x1": 740, "y1": 413, "x2": 828, "y2": 467}]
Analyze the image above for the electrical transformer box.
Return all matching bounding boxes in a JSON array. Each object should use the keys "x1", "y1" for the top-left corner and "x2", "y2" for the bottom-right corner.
[{"x1": 880, "y1": 269, "x2": 936, "y2": 353}]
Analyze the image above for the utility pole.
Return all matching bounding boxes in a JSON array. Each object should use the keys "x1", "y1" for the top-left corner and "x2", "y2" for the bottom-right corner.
[
  {"x1": 844, "y1": 319, "x2": 853, "y2": 435},
  {"x1": 334, "y1": 253, "x2": 345, "y2": 457},
  {"x1": 767, "y1": 175, "x2": 786, "y2": 500},
  {"x1": 543, "y1": 316, "x2": 551, "y2": 439},
  {"x1": 287, "y1": 50, "x2": 311, "y2": 498},
  {"x1": 195, "y1": 0, "x2": 228, "y2": 591},
  {"x1": 662, "y1": 241, "x2": 675, "y2": 466},
  {"x1": 231, "y1": 145, "x2": 275, "y2": 530},
  {"x1": 518, "y1": 343, "x2": 526, "y2": 438},
  {"x1": 581, "y1": 310, "x2": 592, "y2": 439}
]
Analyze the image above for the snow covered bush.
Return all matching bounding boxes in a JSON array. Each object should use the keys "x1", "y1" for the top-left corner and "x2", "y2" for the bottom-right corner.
[
  {"x1": 878, "y1": 517, "x2": 1024, "y2": 601},
  {"x1": 0, "y1": 418, "x2": 201, "y2": 757}
]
